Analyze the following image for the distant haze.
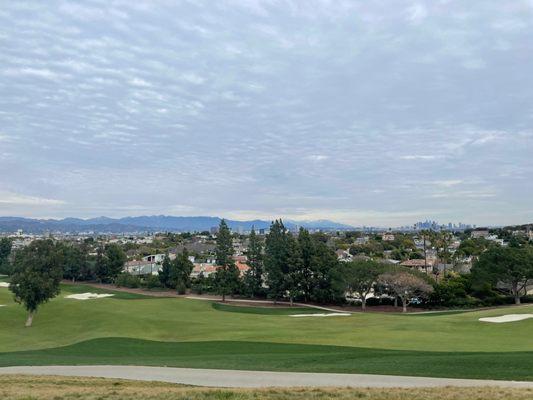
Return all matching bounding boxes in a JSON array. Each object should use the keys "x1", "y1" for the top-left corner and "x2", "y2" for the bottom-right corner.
[{"x1": 0, "y1": 1, "x2": 532, "y2": 226}]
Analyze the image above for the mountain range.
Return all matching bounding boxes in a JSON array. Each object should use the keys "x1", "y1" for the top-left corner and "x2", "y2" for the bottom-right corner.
[{"x1": 0, "y1": 216, "x2": 353, "y2": 234}]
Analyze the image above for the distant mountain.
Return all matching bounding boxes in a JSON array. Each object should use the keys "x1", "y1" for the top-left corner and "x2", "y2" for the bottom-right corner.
[{"x1": 0, "y1": 215, "x2": 353, "y2": 234}]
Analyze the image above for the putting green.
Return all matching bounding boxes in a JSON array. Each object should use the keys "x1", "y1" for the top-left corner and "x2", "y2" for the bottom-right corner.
[{"x1": 0, "y1": 283, "x2": 532, "y2": 380}]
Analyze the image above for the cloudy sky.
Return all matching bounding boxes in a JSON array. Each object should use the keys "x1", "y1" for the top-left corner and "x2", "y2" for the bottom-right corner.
[{"x1": 1, "y1": 1, "x2": 532, "y2": 226}]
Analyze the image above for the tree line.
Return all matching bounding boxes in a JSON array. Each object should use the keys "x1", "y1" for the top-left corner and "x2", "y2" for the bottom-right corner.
[{"x1": 0, "y1": 223, "x2": 532, "y2": 327}]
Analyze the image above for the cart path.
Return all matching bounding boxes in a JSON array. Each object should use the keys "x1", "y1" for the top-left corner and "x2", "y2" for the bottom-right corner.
[{"x1": 1, "y1": 366, "x2": 532, "y2": 388}]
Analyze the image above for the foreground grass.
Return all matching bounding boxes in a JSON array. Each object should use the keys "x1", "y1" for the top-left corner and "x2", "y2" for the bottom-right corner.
[
  {"x1": 1, "y1": 375, "x2": 532, "y2": 400},
  {"x1": 1, "y1": 338, "x2": 533, "y2": 381}
]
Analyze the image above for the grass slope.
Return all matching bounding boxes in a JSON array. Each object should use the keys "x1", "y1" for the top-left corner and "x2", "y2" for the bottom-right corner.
[
  {"x1": 3, "y1": 375, "x2": 533, "y2": 400},
  {"x1": 1, "y1": 338, "x2": 533, "y2": 380}
]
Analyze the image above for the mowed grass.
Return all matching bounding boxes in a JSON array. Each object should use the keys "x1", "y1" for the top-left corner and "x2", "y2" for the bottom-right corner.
[
  {"x1": 2, "y1": 376, "x2": 533, "y2": 400},
  {"x1": 0, "y1": 283, "x2": 532, "y2": 380},
  {"x1": 1, "y1": 338, "x2": 533, "y2": 380},
  {"x1": 211, "y1": 302, "x2": 320, "y2": 315}
]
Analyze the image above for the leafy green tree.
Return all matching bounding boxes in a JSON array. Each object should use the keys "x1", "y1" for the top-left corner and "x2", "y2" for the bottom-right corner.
[
  {"x1": 172, "y1": 249, "x2": 194, "y2": 293},
  {"x1": 244, "y1": 227, "x2": 264, "y2": 298},
  {"x1": 94, "y1": 245, "x2": 107, "y2": 282},
  {"x1": 214, "y1": 220, "x2": 240, "y2": 301},
  {"x1": 0, "y1": 237, "x2": 12, "y2": 275},
  {"x1": 61, "y1": 244, "x2": 87, "y2": 282},
  {"x1": 471, "y1": 246, "x2": 533, "y2": 304},
  {"x1": 159, "y1": 253, "x2": 172, "y2": 287},
  {"x1": 264, "y1": 220, "x2": 290, "y2": 302},
  {"x1": 105, "y1": 244, "x2": 126, "y2": 279},
  {"x1": 93, "y1": 244, "x2": 126, "y2": 282},
  {"x1": 9, "y1": 240, "x2": 64, "y2": 326},
  {"x1": 339, "y1": 260, "x2": 386, "y2": 311}
]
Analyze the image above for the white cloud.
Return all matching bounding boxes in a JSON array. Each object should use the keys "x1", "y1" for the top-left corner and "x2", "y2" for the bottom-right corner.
[
  {"x1": 400, "y1": 155, "x2": 441, "y2": 160},
  {"x1": 432, "y1": 180, "x2": 463, "y2": 187},
  {"x1": 180, "y1": 73, "x2": 206, "y2": 85},
  {"x1": 407, "y1": 3, "x2": 428, "y2": 23},
  {"x1": 129, "y1": 77, "x2": 152, "y2": 87},
  {"x1": 3, "y1": 67, "x2": 68, "y2": 81},
  {"x1": 0, "y1": 192, "x2": 66, "y2": 206}
]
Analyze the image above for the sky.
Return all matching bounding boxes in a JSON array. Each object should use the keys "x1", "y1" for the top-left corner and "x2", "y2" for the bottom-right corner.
[{"x1": 0, "y1": 0, "x2": 532, "y2": 227}]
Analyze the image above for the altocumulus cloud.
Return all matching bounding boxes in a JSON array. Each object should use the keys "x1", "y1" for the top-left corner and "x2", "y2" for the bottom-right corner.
[{"x1": 0, "y1": 0, "x2": 532, "y2": 226}]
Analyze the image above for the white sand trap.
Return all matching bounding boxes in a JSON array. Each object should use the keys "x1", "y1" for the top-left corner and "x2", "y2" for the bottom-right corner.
[
  {"x1": 0, "y1": 282, "x2": 9, "y2": 287},
  {"x1": 479, "y1": 314, "x2": 533, "y2": 323},
  {"x1": 65, "y1": 292, "x2": 114, "y2": 300},
  {"x1": 290, "y1": 313, "x2": 351, "y2": 318}
]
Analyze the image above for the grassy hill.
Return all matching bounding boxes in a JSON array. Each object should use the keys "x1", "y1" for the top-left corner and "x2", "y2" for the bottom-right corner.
[{"x1": 0, "y1": 282, "x2": 532, "y2": 380}]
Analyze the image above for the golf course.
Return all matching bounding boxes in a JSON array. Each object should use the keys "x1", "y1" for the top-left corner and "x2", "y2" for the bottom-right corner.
[{"x1": 1, "y1": 280, "x2": 532, "y2": 381}]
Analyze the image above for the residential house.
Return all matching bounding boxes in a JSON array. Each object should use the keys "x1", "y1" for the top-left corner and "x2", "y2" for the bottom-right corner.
[
  {"x1": 382, "y1": 232, "x2": 395, "y2": 241},
  {"x1": 471, "y1": 229, "x2": 490, "y2": 239}
]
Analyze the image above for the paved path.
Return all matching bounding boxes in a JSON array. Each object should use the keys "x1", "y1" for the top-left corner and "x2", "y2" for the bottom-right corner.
[{"x1": 1, "y1": 366, "x2": 532, "y2": 388}]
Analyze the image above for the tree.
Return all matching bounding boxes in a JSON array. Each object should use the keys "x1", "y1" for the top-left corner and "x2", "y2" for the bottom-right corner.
[
  {"x1": 214, "y1": 220, "x2": 240, "y2": 301},
  {"x1": 9, "y1": 240, "x2": 63, "y2": 326},
  {"x1": 105, "y1": 244, "x2": 126, "y2": 279},
  {"x1": 61, "y1": 244, "x2": 87, "y2": 282},
  {"x1": 0, "y1": 237, "x2": 12, "y2": 275},
  {"x1": 173, "y1": 249, "x2": 194, "y2": 293},
  {"x1": 94, "y1": 245, "x2": 107, "y2": 282},
  {"x1": 339, "y1": 260, "x2": 386, "y2": 311},
  {"x1": 378, "y1": 269, "x2": 434, "y2": 312},
  {"x1": 286, "y1": 235, "x2": 303, "y2": 306},
  {"x1": 244, "y1": 227, "x2": 263, "y2": 298},
  {"x1": 159, "y1": 253, "x2": 173, "y2": 287},
  {"x1": 264, "y1": 220, "x2": 290, "y2": 302},
  {"x1": 297, "y1": 228, "x2": 316, "y2": 302},
  {"x1": 309, "y1": 237, "x2": 341, "y2": 303},
  {"x1": 471, "y1": 246, "x2": 533, "y2": 304}
]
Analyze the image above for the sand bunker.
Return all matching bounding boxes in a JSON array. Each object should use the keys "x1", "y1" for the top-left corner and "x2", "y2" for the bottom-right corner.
[
  {"x1": 0, "y1": 282, "x2": 9, "y2": 287},
  {"x1": 479, "y1": 314, "x2": 533, "y2": 323},
  {"x1": 65, "y1": 292, "x2": 114, "y2": 300},
  {"x1": 290, "y1": 313, "x2": 351, "y2": 317}
]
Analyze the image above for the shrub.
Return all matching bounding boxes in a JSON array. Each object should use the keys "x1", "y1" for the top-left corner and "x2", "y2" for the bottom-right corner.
[
  {"x1": 115, "y1": 273, "x2": 141, "y2": 288},
  {"x1": 142, "y1": 274, "x2": 162, "y2": 290},
  {"x1": 176, "y1": 281, "x2": 187, "y2": 295}
]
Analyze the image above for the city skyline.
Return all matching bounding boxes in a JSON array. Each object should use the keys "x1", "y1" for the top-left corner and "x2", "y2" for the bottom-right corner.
[{"x1": 1, "y1": 1, "x2": 532, "y2": 226}]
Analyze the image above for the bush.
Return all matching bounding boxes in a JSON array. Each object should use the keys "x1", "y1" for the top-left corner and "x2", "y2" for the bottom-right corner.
[
  {"x1": 366, "y1": 296, "x2": 395, "y2": 307},
  {"x1": 115, "y1": 273, "x2": 141, "y2": 288},
  {"x1": 142, "y1": 274, "x2": 162, "y2": 290},
  {"x1": 0, "y1": 261, "x2": 12, "y2": 276},
  {"x1": 176, "y1": 281, "x2": 187, "y2": 295}
]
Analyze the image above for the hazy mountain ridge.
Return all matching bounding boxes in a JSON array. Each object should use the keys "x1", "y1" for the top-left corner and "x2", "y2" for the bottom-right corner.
[{"x1": 0, "y1": 216, "x2": 353, "y2": 233}]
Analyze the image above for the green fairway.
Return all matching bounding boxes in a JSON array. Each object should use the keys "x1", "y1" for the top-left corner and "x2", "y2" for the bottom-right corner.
[{"x1": 1, "y1": 283, "x2": 532, "y2": 380}]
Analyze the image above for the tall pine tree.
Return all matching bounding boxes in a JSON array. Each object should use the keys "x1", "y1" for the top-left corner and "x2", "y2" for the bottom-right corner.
[
  {"x1": 286, "y1": 234, "x2": 303, "y2": 306},
  {"x1": 297, "y1": 228, "x2": 316, "y2": 302},
  {"x1": 244, "y1": 227, "x2": 264, "y2": 298},
  {"x1": 264, "y1": 219, "x2": 290, "y2": 302},
  {"x1": 214, "y1": 220, "x2": 240, "y2": 301}
]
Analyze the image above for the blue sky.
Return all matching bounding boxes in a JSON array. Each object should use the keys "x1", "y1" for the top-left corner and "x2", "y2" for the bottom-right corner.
[{"x1": 0, "y1": 1, "x2": 532, "y2": 226}]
